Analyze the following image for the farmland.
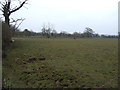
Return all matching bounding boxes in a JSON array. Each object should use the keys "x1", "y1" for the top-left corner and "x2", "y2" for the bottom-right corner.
[{"x1": 2, "y1": 37, "x2": 118, "y2": 88}]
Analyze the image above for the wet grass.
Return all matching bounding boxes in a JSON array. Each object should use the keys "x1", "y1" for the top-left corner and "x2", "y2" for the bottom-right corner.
[{"x1": 3, "y1": 37, "x2": 118, "y2": 88}]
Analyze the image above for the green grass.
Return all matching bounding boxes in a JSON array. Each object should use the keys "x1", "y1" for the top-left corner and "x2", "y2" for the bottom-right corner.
[{"x1": 3, "y1": 37, "x2": 118, "y2": 88}]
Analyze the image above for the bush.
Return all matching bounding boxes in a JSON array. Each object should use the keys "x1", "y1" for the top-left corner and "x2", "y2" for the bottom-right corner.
[{"x1": 2, "y1": 22, "x2": 12, "y2": 50}]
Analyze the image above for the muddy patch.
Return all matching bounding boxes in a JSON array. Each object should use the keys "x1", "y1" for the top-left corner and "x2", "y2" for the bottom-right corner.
[
  {"x1": 27, "y1": 57, "x2": 46, "y2": 63},
  {"x1": 27, "y1": 58, "x2": 37, "y2": 63},
  {"x1": 38, "y1": 57, "x2": 46, "y2": 61}
]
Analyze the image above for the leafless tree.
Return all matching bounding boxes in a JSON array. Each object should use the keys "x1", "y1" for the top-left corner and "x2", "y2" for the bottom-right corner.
[
  {"x1": 0, "y1": 0, "x2": 28, "y2": 26},
  {"x1": 41, "y1": 23, "x2": 55, "y2": 38}
]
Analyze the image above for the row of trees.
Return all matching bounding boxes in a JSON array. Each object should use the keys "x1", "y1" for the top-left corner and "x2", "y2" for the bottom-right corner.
[{"x1": 12, "y1": 26, "x2": 118, "y2": 38}]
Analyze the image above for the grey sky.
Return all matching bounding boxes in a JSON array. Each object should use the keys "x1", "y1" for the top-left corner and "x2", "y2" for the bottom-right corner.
[{"x1": 1, "y1": 0, "x2": 119, "y2": 35}]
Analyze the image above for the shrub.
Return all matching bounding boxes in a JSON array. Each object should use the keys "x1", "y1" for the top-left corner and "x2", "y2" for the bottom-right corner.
[{"x1": 2, "y1": 22, "x2": 12, "y2": 50}]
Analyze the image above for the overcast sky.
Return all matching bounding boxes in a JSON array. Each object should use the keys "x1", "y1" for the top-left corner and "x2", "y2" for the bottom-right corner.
[{"x1": 1, "y1": 0, "x2": 119, "y2": 35}]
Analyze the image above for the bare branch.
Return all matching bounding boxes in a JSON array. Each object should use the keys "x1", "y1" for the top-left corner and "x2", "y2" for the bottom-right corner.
[
  {"x1": 17, "y1": 0, "x2": 22, "y2": 4},
  {"x1": 4, "y1": 0, "x2": 7, "y2": 3},
  {"x1": 16, "y1": 18, "x2": 25, "y2": 29},
  {"x1": 0, "y1": 17, "x2": 3, "y2": 19},
  {"x1": 10, "y1": 18, "x2": 25, "y2": 23},
  {"x1": 0, "y1": 8, "x2": 2, "y2": 11},
  {"x1": 10, "y1": 18, "x2": 25, "y2": 30},
  {"x1": 8, "y1": 1, "x2": 11, "y2": 9},
  {"x1": 10, "y1": 5, "x2": 17, "y2": 11},
  {"x1": 9, "y1": 0, "x2": 28, "y2": 14},
  {"x1": 23, "y1": 5, "x2": 28, "y2": 9}
]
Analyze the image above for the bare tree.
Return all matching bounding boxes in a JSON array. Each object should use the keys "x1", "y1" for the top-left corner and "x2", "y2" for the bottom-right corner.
[
  {"x1": 0, "y1": 0, "x2": 28, "y2": 26},
  {"x1": 51, "y1": 30, "x2": 57, "y2": 37},
  {"x1": 0, "y1": 0, "x2": 28, "y2": 49},
  {"x1": 41, "y1": 23, "x2": 55, "y2": 38}
]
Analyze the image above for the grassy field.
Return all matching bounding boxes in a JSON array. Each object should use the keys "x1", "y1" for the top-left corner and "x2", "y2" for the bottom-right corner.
[{"x1": 3, "y1": 37, "x2": 118, "y2": 88}]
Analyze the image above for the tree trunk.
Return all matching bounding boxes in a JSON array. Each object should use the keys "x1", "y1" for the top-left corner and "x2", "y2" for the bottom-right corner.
[{"x1": 5, "y1": 15, "x2": 10, "y2": 26}]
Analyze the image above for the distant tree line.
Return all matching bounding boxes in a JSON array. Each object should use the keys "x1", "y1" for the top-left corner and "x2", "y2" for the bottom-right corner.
[{"x1": 12, "y1": 26, "x2": 118, "y2": 39}]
